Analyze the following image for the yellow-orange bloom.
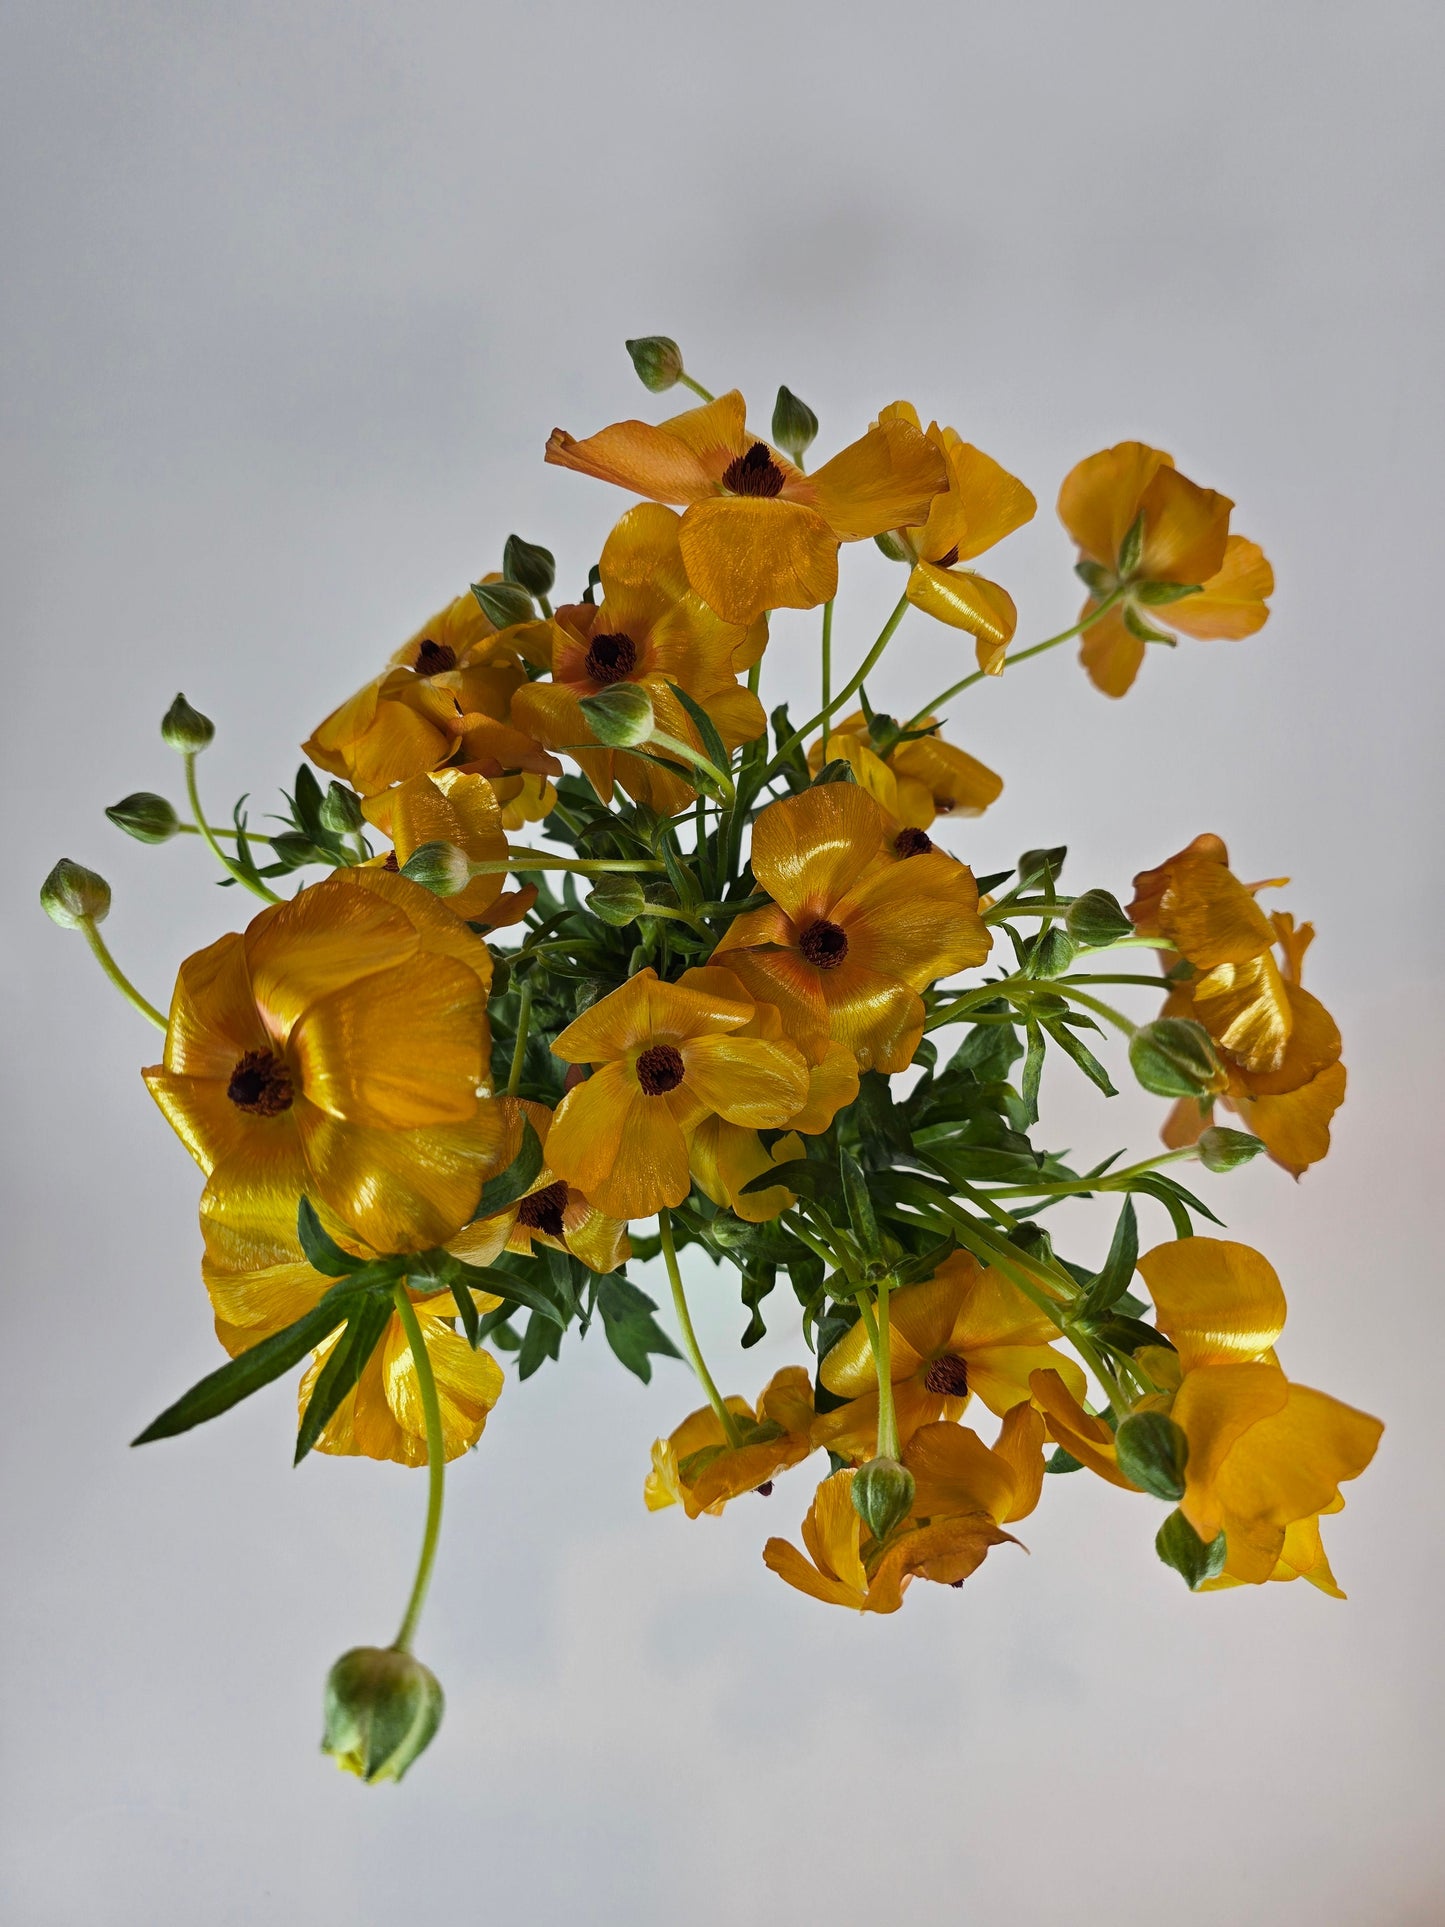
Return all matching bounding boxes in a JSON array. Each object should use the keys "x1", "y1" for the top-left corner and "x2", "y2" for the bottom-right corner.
[
  {"x1": 1058, "y1": 441, "x2": 1273, "y2": 697},
  {"x1": 144, "y1": 869, "x2": 509, "y2": 1252},
  {"x1": 447, "y1": 1098, "x2": 630, "y2": 1274},
  {"x1": 644, "y1": 1366, "x2": 816, "y2": 1518},
  {"x1": 510, "y1": 504, "x2": 766, "y2": 813},
  {"x1": 808, "y1": 711, "x2": 1002, "y2": 826},
  {"x1": 712, "y1": 783, "x2": 991, "y2": 1072},
  {"x1": 544, "y1": 968, "x2": 810, "y2": 1220},
  {"x1": 812, "y1": 1251, "x2": 1084, "y2": 1461},
  {"x1": 546, "y1": 390, "x2": 947, "y2": 624},
  {"x1": 878, "y1": 401, "x2": 1036, "y2": 674},
  {"x1": 361, "y1": 769, "x2": 534, "y2": 932}
]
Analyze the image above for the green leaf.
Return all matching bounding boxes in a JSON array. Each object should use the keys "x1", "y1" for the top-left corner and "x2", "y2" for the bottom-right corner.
[
  {"x1": 839, "y1": 1148, "x2": 879, "y2": 1250},
  {"x1": 1082, "y1": 1313, "x2": 1175, "y2": 1358},
  {"x1": 471, "y1": 1118, "x2": 545, "y2": 1220},
  {"x1": 1117, "y1": 509, "x2": 1145, "y2": 578},
  {"x1": 1132, "y1": 578, "x2": 1202, "y2": 606},
  {"x1": 1081, "y1": 1199, "x2": 1139, "y2": 1317},
  {"x1": 1017, "y1": 846, "x2": 1066, "y2": 891},
  {"x1": 297, "y1": 1197, "x2": 362, "y2": 1276},
  {"x1": 517, "y1": 1308, "x2": 564, "y2": 1378},
  {"x1": 294, "y1": 1293, "x2": 395, "y2": 1463},
  {"x1": 1122, "y1": 602, "x2": 1178, "y2": 645},
  {"x1": 449, "y1": 1252, "x2": 570, "y2": 1327},
  {"x1": 596, "y1": 1277, "x2": 681, "y2": 1382},
  {"x1": 740, "y1": 1264, "x2": 777, "y2": 1348},
  {"x1": 1041, "y1": 1013, "x2": 1117, "y2": 1096},
  {"x1": 1021, "y1": 1013, "x2": 1044, "y2": 1124},
  {"x1": 450, "y1": 1276, "x2": 482, "y2": 1347},
  {"x1": 1155, "y1": 1507, "x2": 1228, "y2": 1590},
  {"x1": 668, "y1": 684, "x2": 730, "y2": 778},
  {"x1": 1044, "y1": 1446, "x2": 1084, "y2": 1475}
]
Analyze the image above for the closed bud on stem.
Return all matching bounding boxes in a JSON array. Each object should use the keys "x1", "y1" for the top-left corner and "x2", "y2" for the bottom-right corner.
[
  {"x1": 580, "y1": 682, "x2": 655, "y2": 748},
  {"x1": 502, "y1": 534, "x2": 556, "y2": 598},
  {"x1": 40, "y1": 857, "x2": 112, "y2": 927},
  {"x1": 624, "y1": 335, "x2": 684, "y2": 393},
  {"x1": 1115, "y1": 1409, "x2": 1190, "y2": 1501},
  {"x1": 320, "y1": 782, "x2": 366, "y2": 835},
  {"x1": 1017, "y1": 845, "x2": 1067, "y2": 892},
  {"x1": 586, "y1": 875, "x2": 647, "y2": 926},
  {"x1": 161, "y1": 693, "x2": 215, "y2": 754},
  {"x1": 321, "y1": 1646, "x2": 444, "y2": 1785},
  {"x1": 1028, "y1": 927, "x2": 1076, "y2": 978},
  {"x1": 771, "y1": 385, "x2": 818, "y2": 465},
  {"x1": 1129, "y1": 1017, "x2": 1226, "y2": 1099},
  {"x1": 1154, "y1": 1508, "x2": 1227, "y2": 1591},
  {"x1": 400, "y1": 840, "x2": 473, "y2": 898},
  {"x1": 851, "y1": 1456, "x2": 915, "y2": 1542},
  {"x1": 106, "y1": 792, "x2": 180, "y2": 844},
  {"x1": 1196, "y1": 1125, "x2": 1265, "y2": 1172},
  {"x1": 471, "y1": 580, "x2": 534, "y2": 629},
  {"x1": 1065, "y1": 888, "x2": 1134, "y2": 949},
  {"x1": 873, "y1": 531, "x2": 911, "y2": 562}
]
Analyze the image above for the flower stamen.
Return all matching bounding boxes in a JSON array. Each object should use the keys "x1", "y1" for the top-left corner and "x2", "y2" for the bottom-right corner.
[
  {"x1": 635, "y1": 1043, "x2": 686, "y2": 1095},
  {"x1": 227, "y1": 1049, "x2": 295, "y2": 1116},
  {"x1": 894, "y1": 828, "x2": 934, "y2": 858},
  {"x1": 924, "y1": 1354, "x2": 970, "y2": 1397},
  {"x1": 414, "y1": 639, "x2": 457, "y2": 677},
  {"x1": 721, "y1": 442, "x2": 786, "y2": 498},
  {"x1": 584, "y1": 632, "x2": 639, "y2": 685},
  {"x1": 516, "y1": 1179, "x2": 569, "y2": 1239},
  {"x1": 798, "y1": 919, "x2": 849, "y2": 969}
]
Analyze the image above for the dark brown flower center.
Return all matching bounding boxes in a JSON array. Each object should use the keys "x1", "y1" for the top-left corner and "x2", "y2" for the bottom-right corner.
[
  {"x1": 636, "y1": 1043, "x2": 686, "y2": 1095},
  {"x1": 382, "y1": 851, "x2": 400, "y2": 871},
  {"x1": 227, "y1": 1049, "x2": 295, "y2": 1117},
  {"x1": 894, "y1": 827, "x2": 934, "y2": 858},
  {"x1": 722, "y1": 441, "x2": 786, "y2": 498},
  {"x1": 414, "y1": 639, "x2": 457, "y2": 676},
  {"x1": 798, "y1": 918, "x2": 849, "y2": 969},
  {"x1": 584, "y1": 631, "x2": 638, "y2": 685},
  {"x1": 516, "y1": 1180, "x2": 569, "y2": 1239},
  {"x1": 933, "y1": 544, "x2": 960, "y2": 569},
  {"x1": 755, "y1": 1480, "x2": 774, "y2": 1497},
  {"x1": 924, "y1": 1354, "x2": 970, "y2": 1398}
]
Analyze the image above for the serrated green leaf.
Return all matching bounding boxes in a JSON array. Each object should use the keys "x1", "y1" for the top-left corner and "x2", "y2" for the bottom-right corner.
[{"x1": 597, "y1": 1277, "x2": 681, "y2": 1382}]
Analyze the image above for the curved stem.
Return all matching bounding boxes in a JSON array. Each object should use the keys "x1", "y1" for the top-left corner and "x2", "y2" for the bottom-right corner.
[
  {"x1": 391, "y1": 1285, "x2": 446, "y2": 1654},
  {"x1": 183, "y1": 754, "x2": 282, "y2": 904},
  {"x1": 78, "y1": 917, "x2": 167, "y2": 1031},
  {"x1": 1060, "y1": 984, "x2": 1138, "y2": 1036},
  {"x1": 659, "y1": 1208, "x2": 743, "y2": 1448},
  {"x1": 506, "y1": 976, "x2": 533, "y2": 1097},
  {"x1": 904, "y1": 588, "x2": 1123, "y2": 727},
  {"x1": 819, "y1": 598, "x2": 834, "y2": 762},
  {"x1": 762, "y1": 590, "x2": 911, "y2": 783},
  {"x1": 677, "y1": 373, "x2": 715, "y2": 403}
]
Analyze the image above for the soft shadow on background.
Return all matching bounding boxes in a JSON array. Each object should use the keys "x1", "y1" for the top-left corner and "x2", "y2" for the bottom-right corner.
[{"x1": 3, "y1": 3, "x2": 1442, "y2": 1922}]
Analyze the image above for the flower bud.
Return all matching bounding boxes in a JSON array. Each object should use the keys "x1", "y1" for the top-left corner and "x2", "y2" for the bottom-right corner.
[
  {"x1": 161, "y1": 693, "x2": 215, "y2": 754},
  {"x1": 400, "y1": 840, "x2": 473, "y2": 898},
  {"x1": 1196, "y1": 1126, "x2": 1265, "y2": 1173},
  {"x1": 321, "y1": 1646, "x2": 444, "y2": 1784},
  {"x1": 106, "y1": 791, "x2": 181, "y2": 844},
  {"x1": 624, "y1": 335, "x2": 684, "y2": 393},
  {"x1": 1017, "y1": 845, "x2": 1067, "y2": 891},
  {"x1": 873, "y1": 531, "x2": 911, "y2": 563},
  {"x1": 1154, "y1": 1507, "x2": 1227, "y2": 1591},
  {"x1": 580, "y1": 683, "x2": 655, "y2": 748},
  {"x1": 771, "y1": 385, "x2": 818, "y2": 465},
  {"x1": 851, "y1": 1456, "x2": 916, "y2": 1541},
  {"x1": 1065, "y1": 888, "x2": 1133, "y2": 949},
  {"x1": 502, "y1": 534, "x2": 556, "y2": 598},
  {"x1": 1129, "y1": 1017, "x2": 1226, "y2": 1099},
  {"x1": 1115, "y1": 1409, "x2": 1190, "y2": 1501},
  {"x1": 40, "y1": 857, "x2": 112, "y2": 927},
  {"x1": 586, "y1": 874, "x2": 647, "y2": 926},
  {"x1": 470, "y1": 580, "x2": 534, "y2": 629},
  {"x1": 1028, "y1": 927, "x2": 1076, "y2": 979},
  {"x1": 320, "y1": 781, "x2": 366, "y2": 835}
]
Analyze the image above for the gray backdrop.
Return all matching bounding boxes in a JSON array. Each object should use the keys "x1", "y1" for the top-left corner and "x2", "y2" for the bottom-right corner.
[{"x1": 3, "y1": 3, "x2": 1441, "y2": 1922}]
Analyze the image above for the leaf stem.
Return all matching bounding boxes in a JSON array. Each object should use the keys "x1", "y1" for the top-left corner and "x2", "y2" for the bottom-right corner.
[
  {"x1": 904, "y1": 587, "x2": 1124, "y2": 726},
  {"x1": 391, "y1": 1285, "x2": 446, "y2": 1654},
  {"x1": 183, "y1": 754, "x2": 282, "y2": 903},
  {"x1": 659, "y1": 1208, "x2": 743, "y2": 1448},
  {"x1": 762, "y1": 589, "x2": 911, "y2": 783},
  {"x1": 78, "y1": 917, "x2": 167, "y2": 1031},
  {"x1": 506, "y1": 976, "x2": 533, "y2": 1097}
]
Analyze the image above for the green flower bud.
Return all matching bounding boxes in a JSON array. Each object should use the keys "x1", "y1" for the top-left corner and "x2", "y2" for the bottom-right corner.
[
  {"x1": 40, "y1": 857, "x2": 111, "y2": 927},
  {"x1": 161, "y1": 693, "x2": 215, "y2": 754},
  {"x1": 1196, "y1": 1126, "x2": 1265, "y2": 1172},
  {"x1": 320, "y1": 782, "x2": 366, "y2": 835},
  {"x1": 586, "y1": 874, "x2": 647, "y2": 926},
  {"x1": 502, "y1": 534, "x2": 556, "y2": 598},
  {"x1": 1017, "y1": 845, "x2": 1067, "y2": 891},
  {"x1": 1129, "y1": 1017, "x2": 1226, "y2": 1099},
  {"x1": 1115, "y1": 1409, "x2": 1190, "y2": 1501},
  {"x1": 106, "y1": 791, "x2": 181, "y2": 844},
  {"x1": 873, "y1": 531, "x2": 912, "y2": 563},
  {"x1": 400, "y1": 840, "x2": 472, "y2": 898},
  {"x1": 851, "y1": 1456, "x2": 916, "y2": 1541},
  {"x1": 1028, "y1": 927, "x2": 1076, "y2": 979},
  {"x1": 624, "y1": 335, "x2": 684, "y2": 393},
  {"x1": 470, "y1": 580, "x2": 534, "y2": 629},
  {"x1": 771, "y1": 385, "x2": 818, "y2": 465},
  {"x1": 321, "y1": 1646, "x2": 444, "y2": 1784},
  {"x1": 580, "y1": 682, "x2": 655, "y2": 748},
  {"x1": 1065, "y1": 888, "x2": 1134, "y2": 949},
  {"x1": 1154, "y1": 1507, "x2": 1227, "y2": 1591}
]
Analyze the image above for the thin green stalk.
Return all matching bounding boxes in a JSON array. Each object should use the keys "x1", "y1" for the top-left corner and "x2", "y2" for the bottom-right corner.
[
  {"x1": 762, "y1": 590, "x2": 911, "y2": 783},
  {"x1": 538, "y1": 595, "x2": 554, "y2": 618},
  {"x1": 507, "y1": 976, "x2": 534, "y2": 1096},
  {"x1": 872, "y1": 1272, "x2": 900, "y2": 1461},
  {"x1": 1060, "y1": 984, "x2": 1138, "y2": 1036},
  {"x1": 391, "y1": 1285, "x2": 446, "y2": 1654},
  {"x1": 678, "y1": 373, "x2": 715, "y2": 403},
  {"x1": 819, "y1": 598, "x2": 834, "y2": 762},
  {"x1": 973, "y1": 1146, "x2": 1199, "y2": 1199},
  {"x1": 904, "y1": 587, "x2": 1124, "y2": 727},
  {"x1": 659, "y1": 1208, "x2": 743, "y2": 1448},
  {"x1": 78, "y1": 918, "x2": 167, "y2": 1031},
  {"x1": 183, "y1": 754, "x2": 282, "y2": 904},
  {"x1": 477, "y1": 849, "x2": 663, "y2": 875}
]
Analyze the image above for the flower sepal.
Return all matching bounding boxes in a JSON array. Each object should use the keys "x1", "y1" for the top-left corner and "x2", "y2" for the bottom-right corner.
[{"x1": 322, "y1": 1646, "x2": 444, "y2": 1785}]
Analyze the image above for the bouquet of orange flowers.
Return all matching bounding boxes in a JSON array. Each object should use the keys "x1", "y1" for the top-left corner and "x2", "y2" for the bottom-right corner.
[{"x1": 42, "y1": 336, "x2": 1381, "y2": 1784}]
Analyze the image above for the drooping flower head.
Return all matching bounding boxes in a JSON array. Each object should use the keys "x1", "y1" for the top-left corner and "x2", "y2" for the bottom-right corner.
[
  {"x1": 644, "y1": 1366, "x2": 816, "y2": 1518},
  {"x1": 448, "y1": 1098, "x2": 630, "y2": 1274},
  {"x1": 808, "y1": 711, "x2": 1002, "y2": 826}
]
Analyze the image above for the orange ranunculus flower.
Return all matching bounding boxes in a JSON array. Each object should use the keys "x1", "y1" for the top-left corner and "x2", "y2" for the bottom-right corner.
[
  {"x1": 200, "y1": 1196, "x2": 503, "y2": 1468},
  {"x1": 1130, "y1": 836, "x2": 1345, "y2": 1172},
  {"x1": 303, "y1": 580, "x2": 560, "y2": 800},
  {"x1": 361, "y1": 769, "x2": 535, "y2": 932},
  {"x1": 545, "y1": 390, "x2": 948, "y2": 624},
  {"x1": 807, "y1": 711, "x2": 1002, "y2": 826},
  {"x1": 711, "y1": 783, "x2": 991, "y2": 1072},
  {"x1": 677, "y1": 963, "x2": 858, "y2": 1222},
  {"x1": 543, "y1": 967, "x2": 811, "y2": 1221},
  {"x1": 904, "y1": 1404, "x2": 1049, "y2": 1526},
  {"x1": 877, "y1": 402, "x2": 1036, "y2": 674},
  {"x1": 144, "y1": 869, "x2": 509, "y2": 1253},
  {"x1": 763, "y1": 1465, "x2": 1017, "y2": 1612},
  {"x1": 447, "y1": 1098, "x2": 630, "y2": 1274},
  {"x1": 510, "y1": 504, "x2": 766, "y2": 813},
  {"x1": 644, "y1": 1365, "x2": 816, "y2": 1518},
  {"x1": 1058, "y1": 441, "x2": 1273, "y2": 697},
  {"x1": 811, "y1": 1251, "x2": 1084, "y2": 1461}
]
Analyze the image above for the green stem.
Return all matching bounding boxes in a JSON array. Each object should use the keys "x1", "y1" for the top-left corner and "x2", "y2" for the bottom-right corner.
[
  {"x1": 904, "y1": 587, "x2": 1123, "y2": 727},
  {"x1": 872, "y1": 1272, "x2": 900, "y2": 1461},
  {"x1": 647, "y1": 730, "x2": 735, "y2": 801},
  {"x1": 78, "y1": 918, "x2": 167, "y2": 1031},
  {"x1": 974, "y1": 1146, "x2": 1200, "y2": 1199},
  {"x1": 507, "y1": 976, "x2": 533, "y2": 1097},
  {"x1": 819, "y1": 598, "x2": 834, "y2": 762},
  {"x1": 659, "y1": 1208, "x2": 743, "y2": 1448},
  {"x1": 641, "y1": 901, "x2": 711, "y2": 938},
  {"x1": 762, "y1": 590, "x2": 911, "y2": 784},
  {"x1": 538, "y1": 594, "x2": 554, "y2": 619},
  {"x1": 1060, "y1": 984, "x2": 1138, "y2": 1036},
  {"x1": 184, "y1": 754, "x2": 282, "y2": 904},
  {"x1": 391, "y1": 1285, "x2": 446, "y2": 1654},
  {"x1": 477, "y1": 849, "x2": 663, "y2": 875},
  {"x1": 677, "y1": 373, "x2": 715, "y2": 403}
]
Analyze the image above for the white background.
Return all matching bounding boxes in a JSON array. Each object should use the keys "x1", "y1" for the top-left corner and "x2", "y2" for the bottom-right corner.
[{"x1": 2, "y1": 3, "x2": 1441, "y2": 1921}]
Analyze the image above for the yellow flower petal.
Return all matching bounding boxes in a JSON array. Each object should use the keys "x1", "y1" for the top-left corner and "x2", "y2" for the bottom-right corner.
[
  {"x1": 1079, "y1": 600, "x2": 1147, "y2": 697},
  {"x1": 1136, "y1": 463, "x2": 1232, "y2": 585},
  {"x1": 1139, "y1": 1236, "x2": 1288, "y2": 1370},
  {"x1": 1058, "y1": 442, "x2": 1173, "y2": 567},
  {"x1": 1231, "y1": 1060, "x2": 1347, "y2": 1176},
  {"x1": 807, "y1": 416, "x2": 949, "y2": 541},
  {"x1": 678, "y1": 496, "x2": 839, "y2": 625},
  {"x1": 1166, "y1": 534, "x2": 1273, "y2": 640},
  {"x1": 906, "y1": 564, "x2": 1017, "y2": 672}
]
